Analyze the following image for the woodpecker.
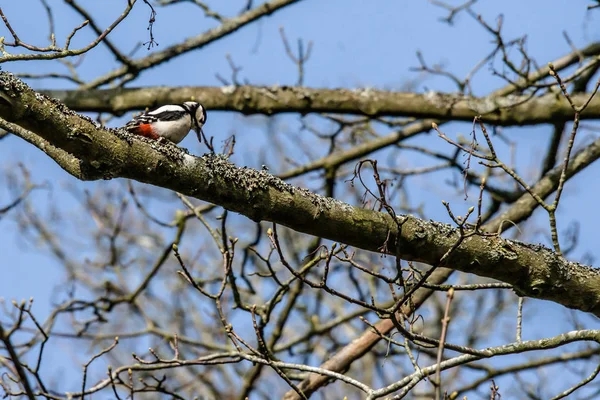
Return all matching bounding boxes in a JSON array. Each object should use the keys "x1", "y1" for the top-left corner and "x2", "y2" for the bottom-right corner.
[{"x1": 124, "y1": 101, "x2": 207, "y2": 144}]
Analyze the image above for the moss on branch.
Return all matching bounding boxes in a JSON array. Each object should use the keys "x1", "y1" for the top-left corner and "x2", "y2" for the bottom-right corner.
[{"x1": 2, "y1": 71, "x2": 600, "y2": 317}]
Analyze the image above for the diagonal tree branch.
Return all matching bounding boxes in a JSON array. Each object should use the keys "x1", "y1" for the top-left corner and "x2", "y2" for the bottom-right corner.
[
  {"x1": 2, "y1": 72, "x2": 600, "y2": 318},
  {"x1": 0, "y1": 322, "x2": 35, "y2": 399},
  {"x1": 286, "y1": 266, "x2": 454, "y2": 400},
  {"x1": 42, "y1": 85, "x2": 600, "y2": 126}
]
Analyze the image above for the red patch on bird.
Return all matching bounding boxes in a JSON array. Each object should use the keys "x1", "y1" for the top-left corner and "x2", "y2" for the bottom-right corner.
[{"x1": 132, "y1": 124, "x2": 159, "y2": 140}]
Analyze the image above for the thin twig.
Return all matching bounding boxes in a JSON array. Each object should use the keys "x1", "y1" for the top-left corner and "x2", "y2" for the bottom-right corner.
[{"x1": 434, "y1": 288, "x2": 454, "y2": 400}]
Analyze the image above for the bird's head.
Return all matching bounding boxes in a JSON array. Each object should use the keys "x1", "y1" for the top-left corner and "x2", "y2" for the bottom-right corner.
[{"x1": 183, "y1": 101, "x2": 207, "y2": 140}]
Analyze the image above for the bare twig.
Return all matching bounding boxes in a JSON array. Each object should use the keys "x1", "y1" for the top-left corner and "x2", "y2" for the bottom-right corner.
[{"x1": 434, "y1": 288, "x2": 454, "y2": 400}]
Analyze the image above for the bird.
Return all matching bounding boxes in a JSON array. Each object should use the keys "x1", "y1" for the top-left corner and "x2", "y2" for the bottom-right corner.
[{"x1": 124, "y1": 101, "x2": 207, "y2": 144}]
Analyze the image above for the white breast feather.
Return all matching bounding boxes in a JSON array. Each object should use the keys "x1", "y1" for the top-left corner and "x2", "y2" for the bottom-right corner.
[{"x1": 152, "y1": 114, "x2": 192, "y2": 143}]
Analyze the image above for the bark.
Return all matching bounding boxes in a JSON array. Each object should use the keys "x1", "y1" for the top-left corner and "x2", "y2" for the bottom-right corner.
[
  {"x1": 2, "y1": 71, "x2": 600, "y2": 320},
  {"x1": 42, "y1": 85, "x2": 600, "y2": 126}
]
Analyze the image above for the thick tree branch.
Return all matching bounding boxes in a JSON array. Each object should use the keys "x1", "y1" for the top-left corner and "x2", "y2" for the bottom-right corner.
[
  {"x1": 2, "y1": 72, "x2": 600, "y2": 320},
  {"x1": 0, "y1": 118, "x2": 82, "y2": 177},
  {"x1": 43, "y1": 85, "x2": 600, "y2": 126}
]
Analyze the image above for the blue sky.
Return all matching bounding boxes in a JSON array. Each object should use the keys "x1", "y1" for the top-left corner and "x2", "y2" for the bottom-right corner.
[{"x1": 1, "y1": 0, "x2": 600, "y2": 397}]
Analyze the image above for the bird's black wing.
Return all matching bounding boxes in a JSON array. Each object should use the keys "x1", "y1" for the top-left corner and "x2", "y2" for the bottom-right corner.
[
  {"x1": 148, "y1": 109, "x2": 187, "y2": 121},
  {"x1": 124, "y1": 105, "x2": 187, "y2": 131},
  {"x1": 125, "y1": 114, "x2": 158, "y2": 130}
]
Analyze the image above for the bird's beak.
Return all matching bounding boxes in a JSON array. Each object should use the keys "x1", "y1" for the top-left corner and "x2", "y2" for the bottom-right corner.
[{"x1": 195, "y1": 127, "x2": 204, "y2": 143}]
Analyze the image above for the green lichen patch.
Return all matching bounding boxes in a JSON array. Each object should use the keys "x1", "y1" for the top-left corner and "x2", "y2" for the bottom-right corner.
[{"x1": 201, "y1": 153, "x2": 352, "y2": 215}]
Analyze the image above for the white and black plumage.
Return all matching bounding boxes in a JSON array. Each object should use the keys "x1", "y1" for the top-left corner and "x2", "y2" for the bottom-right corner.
[{"x1": 124, "y1": 101, "x2": 207, "y2": 144}]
